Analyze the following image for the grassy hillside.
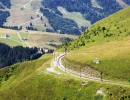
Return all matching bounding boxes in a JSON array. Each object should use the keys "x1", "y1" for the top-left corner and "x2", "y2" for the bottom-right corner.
[
  {"x1": 0, "y1": 28, "x2": 26, "y2": 46},
  {"x1": 4, "y1": 0, "x2": 52, "y2": 32},
  {"x1": 62, "y1": 7, "x2": 130, "y2": 81},
  {"x1": 1, "y1": 54, "x2": 130, "y2": 100},
  {"x1": 27, "y1": 30, "x2": 78, "y2": 49},
  {"x1": 66, "y1": 7, "x2": 130, "y2": 49},
  {"x1": 0, "y1": 28, "x2": 77, "y2": 48}
]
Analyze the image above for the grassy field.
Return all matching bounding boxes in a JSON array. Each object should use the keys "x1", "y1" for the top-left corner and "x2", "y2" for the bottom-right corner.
[
  {"x1": 65, "y1": 36, "x2": 130, "y2": 81},
  {"x1": 28, "y1": 31, "x2": 78, "y2": 49},
  {"x1": 0, "y1": 28, "x2": 77, "y2": 48},
  {"x1": 19, "y1": 31, "x2": 30, "y2": 39},
  {"x1": 1, "y1": 54, "x2": 130, "y2": 100},
  {"x1": 0, "y1": 28, "x2": 25, "y2": 46},
  {"x1": 0, "y1": 38, "x2": 24, "y2": 46},
  {"x1": 62, "y1": 7, "x2": 130, "y2": 81}
]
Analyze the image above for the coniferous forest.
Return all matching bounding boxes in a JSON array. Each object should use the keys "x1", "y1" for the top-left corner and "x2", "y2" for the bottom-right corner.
[
  {"x1": 0, "y1": 0, "x2": 11, "y2": 27},
  {"x1": 0, "y1": 43, "x2": 45, "y2": 68}
]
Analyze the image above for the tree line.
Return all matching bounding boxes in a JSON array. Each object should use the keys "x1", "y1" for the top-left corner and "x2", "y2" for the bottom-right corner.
[
  {"x1": 0, "y1": 43, "x2": 54, "y2": 68},
  {"x1": 0, "y1": 0, "x2": 11, "y2": 27}
]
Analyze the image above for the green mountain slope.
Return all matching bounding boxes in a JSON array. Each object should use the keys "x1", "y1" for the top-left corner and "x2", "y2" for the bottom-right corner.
[
  {"x1": 1, "y1": 4, "x2": 130, "y2": 100},
  {"x1": 1, "y1": 54, "x2": 130, "y2": 100},
  {"x1": 63, "y1": 7, "x2": 130, "y2": 81}
]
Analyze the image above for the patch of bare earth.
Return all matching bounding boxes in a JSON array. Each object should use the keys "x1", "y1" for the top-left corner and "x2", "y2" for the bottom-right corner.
[{"x1": 4, "y1": 0, "x2": 51, "y2": 31}]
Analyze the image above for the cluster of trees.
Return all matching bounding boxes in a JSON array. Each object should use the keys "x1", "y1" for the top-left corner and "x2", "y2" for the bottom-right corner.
[
  {"x1": 0, "y1": 4, "x2": 4, "y2": 9},
  {"x1": 25, "y1": 22, "x2": 38, "y2": 31},
  {"x1": 1, "y1": 26, "x2": 22, "y2": 30},
  {"x1": 40, "y1": 8, "x2": 80, "y2": 35},
  {"x1": 0, "y1": 43, "x2": 45, "y2": 68},
  {"x1": 61, "y1": 25, "x2": 114, "y2": 50},
  {"x1": 59, "y1": 37, "x2": 73, "y2": 43},
  {"x1": 0, "y1": 0, "x2": 11, "y2": 8},
  {"x1": 41, "y1": 0, "x2": 127, "y2": 35},
  {"x1": 26, "y1": 26, "x2": 38, "y2": 31},
  {"x1": 46, "y1": 28, "x2": 54, "y2": 32},
  {"x1": 0, "y1": 0, "x2": 11, "y2": 27},
  {"x1": 0, "y1": 11, "x2": 10, "y2": 27}
]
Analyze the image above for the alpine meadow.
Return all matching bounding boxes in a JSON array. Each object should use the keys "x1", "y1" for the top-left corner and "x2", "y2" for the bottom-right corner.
[{"x1": 1, "y1": 0, "x2": 130, "y2": 100}]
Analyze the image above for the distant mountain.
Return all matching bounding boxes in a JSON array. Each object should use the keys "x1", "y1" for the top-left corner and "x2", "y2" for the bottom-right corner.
[
  {"x1": 40, "y1": 0, "x2": 130, "y2": 34},
  {"x1": 1, "y1": 0, "x2": 130, "y2": 35}
]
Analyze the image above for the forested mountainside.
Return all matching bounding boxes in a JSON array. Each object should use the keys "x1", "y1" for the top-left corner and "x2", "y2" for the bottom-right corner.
[
  {"x1": 0, "y1": 43, "x2": 44, "y2": 68},
  {"x1": 40, "y1": 9, "x2": 80, "y2": 35},
  {"x1": 0, "y1": 0, "x2": 11, "y2": 26},
  {"x1": 40, "y1": 0, "x2": 130, "y2": 34}
]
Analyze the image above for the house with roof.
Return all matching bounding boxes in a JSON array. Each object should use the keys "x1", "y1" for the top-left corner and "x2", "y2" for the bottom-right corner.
[{"x1": 4, "y1": 34, "x2": 10, "y2": 38}]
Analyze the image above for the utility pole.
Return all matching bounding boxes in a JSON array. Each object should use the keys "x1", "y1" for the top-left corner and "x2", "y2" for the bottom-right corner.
[
  {"x1": 53, "y1": 51, "x2": 56, "y2": 61},
  {"x1": 64, "y1": 41, "x2": 68, "y2": 53},
  {"x1": 65, "y1": 46, "x2": 67, "y2": 53},
  {"x1": 64, "y1": 59, "x2": 67, "y2": 72},
  {"x1": 65, "y1": 62, "x2": 66, "y2": 72},
  {"x1": 100, "y1": 71, "x2": 103, "y2": 82},
  {"x1": 80, "y1": 66, "x2": 82, "y2": 78}
]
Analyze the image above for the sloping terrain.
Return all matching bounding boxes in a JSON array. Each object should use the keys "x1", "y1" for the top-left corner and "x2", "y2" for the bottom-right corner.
[
  {"x1": 1, "y1": 54, "x2": 130, "y2": 100},
  {"x1": 0, "y1": 0, "x2": 130, "y2": 35},
  {"x1": 40, "y1": 0, "x2": 130, "y2": 34},
  {"x1": 0, "y1": 28, "x2": 77, "y2": 48},
  {"x1": 4, "y1": 0, "x2": 52, "y2": 32},
  {"x1": 62, "y1": 7, "x2": 130, "y2": 81}
]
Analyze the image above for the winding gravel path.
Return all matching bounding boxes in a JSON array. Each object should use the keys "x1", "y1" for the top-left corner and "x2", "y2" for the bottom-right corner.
[{"x1": 52, "y1": 52, "x2": 130, "y2": 88}]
